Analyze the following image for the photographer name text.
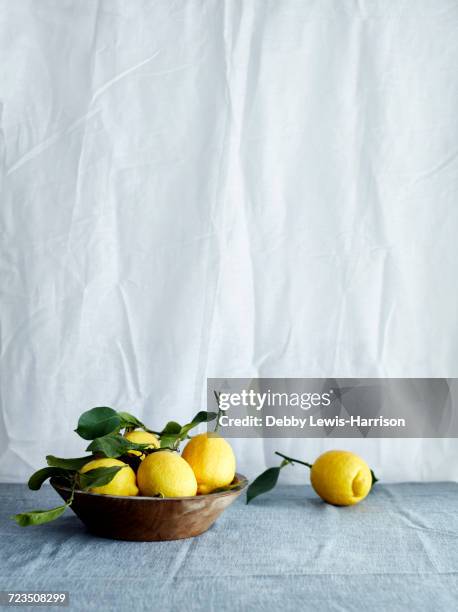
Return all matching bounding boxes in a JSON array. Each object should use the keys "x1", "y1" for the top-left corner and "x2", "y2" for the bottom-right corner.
[{"x1": 218, "y1": 415, "x2": 406, "y2": 429}]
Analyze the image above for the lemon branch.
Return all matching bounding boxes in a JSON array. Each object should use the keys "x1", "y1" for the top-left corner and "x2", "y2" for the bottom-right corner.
[
  {"x1": 274, "y1": 451, "x2": 312, "y2": 469},
  {"x1": 247, "y1": 452, "x2": 312, "y2": 504},
  {"x1": 213, "y1": 391, "x2": 224, "y2": 433},
  {"x1": 276, "y1": 451, "x2": 378, "y2": 486}
]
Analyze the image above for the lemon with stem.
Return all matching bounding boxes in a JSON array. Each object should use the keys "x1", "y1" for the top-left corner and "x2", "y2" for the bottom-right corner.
[
  {"x1": 276, "y1": 450, "x2": 373, "y2": 506},
  {"x1": 80, "y1": 458, "x2": 138, "y2": 496}
]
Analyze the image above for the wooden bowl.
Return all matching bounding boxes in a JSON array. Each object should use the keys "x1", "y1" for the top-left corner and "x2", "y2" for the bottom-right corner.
[{"x1": 51, "y1": 474, "x2": 247, "y2": 541}]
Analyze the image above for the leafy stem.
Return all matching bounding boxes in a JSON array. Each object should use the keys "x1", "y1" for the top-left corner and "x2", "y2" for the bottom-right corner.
[
  {"x1": 246, "y1": 452, "x2": 313, "y2": 504},
  {"x1": 213, "y1": 391, "x2": 224, "y2": 433},
  {"x1": 248, "y1": 451, "x2": 379, "y2": 506},
  {"x1": 159, "y1": 411, "x2": 217, "y2": 448},
  {"x1": 66, "y1": 476, "x2": 77, "y2": 506},
  {"x1": 12, "y1": 474, "x2": 78, "y2": 527},
  {"x1": 274, "y1": 451, "x2": 313, "y2": 469}
]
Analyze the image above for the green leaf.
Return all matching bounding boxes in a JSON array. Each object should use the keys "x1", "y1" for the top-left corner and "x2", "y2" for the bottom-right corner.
[
  {"x1": 75, "y1": 407, "x2": 121, "y2": 440},
  {"x1": 371, "y1": 469, "x2": 379, "y2": 486},
  {"x1": 12, "y1": 504, "x2": 68, "y2": 527},
  {"x1": 86, "y1": 433, "x2": 150, "y2": 458},
  {"x1": 160, "y1": 412, "x2": 218, "y2": 444},
  {"x1": 46, "y1": 455, "x2": 93, "y2": 470},
  {"x1": 161, "y1": 421, "x2": 182, "y2": 435},
  {"x1": 117, "y1": 411, "x2": 145, "y2": 430},
  {"x1": 246, "y1": 467, "x2": 282, "y2": 504},
  {"x1": 160, "y1": 435, "x2": 178, "y2": 448},
  {"x1": 28, "y1": 467, "x2": 70, "y2": 491},
  {"x1": 191, "y1": 410, "x2": 218, "y2": 424},
  {"x1": 180, "y1": 411, "x2": 218, "y2": 437},
  {"x1": 159, "y1": 422, "x2": 182, "y2": 448},
  {"x1": 158, "y1": 412, "x2": 218, "y2": 448},
  {"x1": 78, "y1": 466, "x2": 123, "y2": 490},
  {"x1": 86, "y1": 434, "x2": 129, "y2": 457},
  {"x1": 28, "y1": 457, "x2": 93, "y2": 492}
]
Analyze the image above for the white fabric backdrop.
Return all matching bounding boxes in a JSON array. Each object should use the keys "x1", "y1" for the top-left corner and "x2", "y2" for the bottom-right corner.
[{"x1": 1, "y1": 0, "x2": 457, "y2": 483}]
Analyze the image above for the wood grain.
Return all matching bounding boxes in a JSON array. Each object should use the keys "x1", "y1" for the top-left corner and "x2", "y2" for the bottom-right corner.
[{"x1": 52, "y1": 474, "x2": 247, "y2": 541}]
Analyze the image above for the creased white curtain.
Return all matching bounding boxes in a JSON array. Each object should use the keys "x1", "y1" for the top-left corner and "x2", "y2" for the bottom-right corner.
[{"x1": 1, "y1": 0, "x2": 457, "y2": 483}]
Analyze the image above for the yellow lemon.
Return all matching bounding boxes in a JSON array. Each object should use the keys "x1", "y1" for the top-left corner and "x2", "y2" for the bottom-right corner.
[
  {"x1": 80, "y1": 458, "x2": 138, "y2": 496},
  {"x1": 310, "y1": 450, "x2": 372, "y2": 506},
  {"x1": 124, "y1": 430, "x2": 160, "y2": 459},
  {"x1": 136, "y1": 450, "x2": 197, "y2": 497},
  {"x1": 182, "y1": 433, "x2": 236, "y2": 494}
]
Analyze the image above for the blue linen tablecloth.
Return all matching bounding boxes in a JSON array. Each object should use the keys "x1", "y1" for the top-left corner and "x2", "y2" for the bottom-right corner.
[{"x1": 1, "y1": 483, "x2": 457, "y2": 611}]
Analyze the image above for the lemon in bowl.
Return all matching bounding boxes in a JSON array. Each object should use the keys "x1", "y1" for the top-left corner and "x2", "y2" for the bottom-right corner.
[
  {"x1": 124, "y1": 429, "x2": 160, "y2": 459},
  {"x1": 182, "y1": 433, "x2": 236, "y2": 494},
  {"x1": 136, "y1": 450, "x2": 197, "y2": 497},
  {"x1": 79, "y1": 458, "x2": 138, "y2": 497}
]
